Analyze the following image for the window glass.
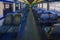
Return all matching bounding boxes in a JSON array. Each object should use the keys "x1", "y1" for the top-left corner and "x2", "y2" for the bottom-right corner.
[
  {"x1": 43, "y1": 3, "x2": 47, "y2": 10},
  {"x1": 49, "y1": 2, "x2": 60, "y2": 11},
  {"x1": 37, "y1": 3, "x2": 47, "y2": 10},
  {"x1": 37, "y1": 3, "x2": 42, "y2": 8},
  {"x1": 5, "y1": 4, "x2": 9, "y2": 8}
]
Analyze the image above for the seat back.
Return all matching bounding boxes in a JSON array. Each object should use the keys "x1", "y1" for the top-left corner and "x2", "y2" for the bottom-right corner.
[
  {"x1": 40, "y1": 14, "x2": 50, "y2": 23},
  {"x1": 50, "y1": 14, "x2": 58, "y2": 20},
  {"x1": 13, "y1": 14, "x2": 21, "y2": 26},
  {"x1": 3, "y1": 14, "x2": 13, "y2": 25}
]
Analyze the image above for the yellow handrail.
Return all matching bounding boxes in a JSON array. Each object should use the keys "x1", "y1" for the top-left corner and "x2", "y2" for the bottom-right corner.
[
  {"x1": 32, "y1": 0, "x2": 43, "y2": 4},
  {"x1": 23, "y1": 0, "x2": 44, "y2": 5}
]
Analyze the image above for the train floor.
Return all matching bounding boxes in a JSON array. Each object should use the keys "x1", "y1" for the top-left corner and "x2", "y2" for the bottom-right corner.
[{"x1": 21, "y1": 11, "x2": 40, "y2": 40}]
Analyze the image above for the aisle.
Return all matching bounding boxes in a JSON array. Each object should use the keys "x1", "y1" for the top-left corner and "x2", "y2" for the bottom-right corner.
[{"x1": 21, "y1": 10, "x2": 40, "y2": 40}]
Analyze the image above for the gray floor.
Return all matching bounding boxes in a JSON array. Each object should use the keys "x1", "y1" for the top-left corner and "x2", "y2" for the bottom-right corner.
[{"x1": 21, "y1": 10, "x2": 40, "y2": 40}]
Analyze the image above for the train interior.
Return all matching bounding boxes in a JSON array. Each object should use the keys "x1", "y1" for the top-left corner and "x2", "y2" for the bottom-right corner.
[{"x1": 0, "y1": 0, "x2": 60, "y2": 40}]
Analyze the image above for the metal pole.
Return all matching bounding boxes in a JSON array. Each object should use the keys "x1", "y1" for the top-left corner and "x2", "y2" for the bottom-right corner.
[
  {"x1": 42, "y1": 3, "x2": 43, "y2": 9},
  {"x1": 39, "y1": 3, "x2": 40, "y2": 8},
  {"x1": 20, "y1": 2, "x2": 21, "y2": 9},
  {"x1": 47, "y1": 1, "x2": 49, "y2": 10},
  {"x1": 42, "y1": 2, "x2": 43, "y2": 12}
]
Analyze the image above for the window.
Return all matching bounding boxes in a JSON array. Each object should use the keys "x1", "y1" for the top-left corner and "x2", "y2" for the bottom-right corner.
[
  {"x1": 5, "y1": 4, "x2": 9, "y2": 8},
  {"x1": 37, "y1": 3, "x2": 47, "y2": 10},
  {"x1": 49, "y1": 2, "x2": 60, "y2": 11},
  {"x1": 37, "y1": 3, "x2": 42, "y2": 8}
]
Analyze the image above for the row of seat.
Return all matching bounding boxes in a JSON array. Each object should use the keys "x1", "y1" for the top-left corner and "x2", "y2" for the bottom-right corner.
[
  {"x1": 0, "y1": 5, "x2": 29, "y2": 40},
  {"x1": 0, "y1": 13, "x2": 21, "y2": 40},
  {"x1": 32, "y1": 8, "x2": 60, "y2": 40},
  {"x1": 0, "y1": 13, "x2": 22, "y2": 33},
  {"x1": 3, "y1": 14, "x2": 21, "y2": 26},
  {"x1": 33, "y1": 8, "x2": 59, "y2": 25}
]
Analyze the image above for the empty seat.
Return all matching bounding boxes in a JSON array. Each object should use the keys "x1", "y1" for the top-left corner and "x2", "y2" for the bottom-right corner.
[
  {"x1": 3, "y1": 14, "x2": 13, "y2": 25},
  {"x1": 50, "y1": 14, "x2": 58, "y2": 20},
  {"x1": 52, "y1": 23, "x2": 60, "y2": 34},
  {"x1": 13, "y1": 14, "x2": 21, "y2": 26},
  {"x1": 40, "y1": 14, "x2": 50, "y2": 24},
  {"x1": 48, "y1": 23, "x2": 60, "y2": 40},
  {"x1": 0, "y1": 14, "x2": 13, "y2": 33},
  {"x1": 48, "y1": 14, "x2": 58, "y2": 24}
]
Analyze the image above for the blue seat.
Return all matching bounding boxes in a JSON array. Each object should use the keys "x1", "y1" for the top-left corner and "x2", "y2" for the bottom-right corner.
[
  {"x1": 52, "y1": 24, "x2": 60, "y2": 33},
  {"x1": 13, "y1": 14, "x2": 21, "y2": 26},
  {"x1": 50, "y1": 14, "x2": 58, "y2": 20},
  {"x1": 33, "y1": 8, "x2": 41, "y2": 11},
  {"x1": 0, "y1": 14, "x2": 14, "y2": 38},
  {"x1": 40, "y1": 14, "x2": 50, "y2": 23},
  {"x1": 37, "y1": 11, "x2": 43, "y2": 14},
  {"x1": 3, "y1": 14, "x2": 13, "y2": 25},
  {"x1": 0, "y1": 14, "x2": 14, "y2": 32},
  {"x1": 49, "y1": 24, "x2": 60, "y2": 40}
]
